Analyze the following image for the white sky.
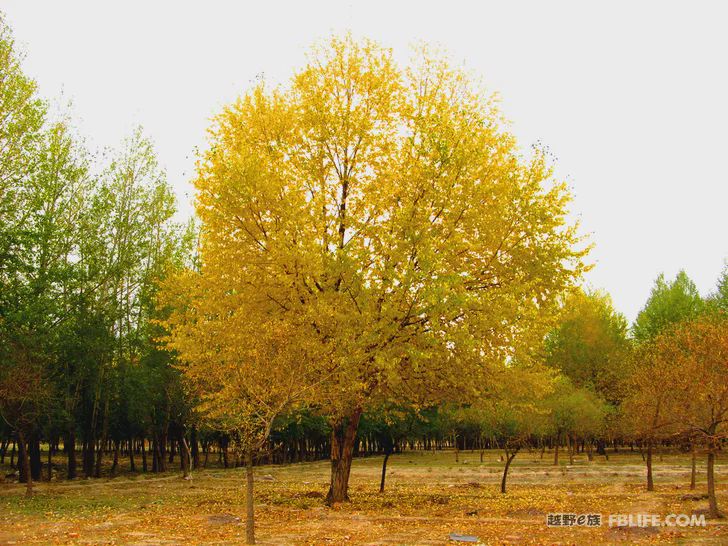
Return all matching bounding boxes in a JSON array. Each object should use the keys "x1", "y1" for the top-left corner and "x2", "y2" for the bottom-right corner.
[{"x1": 3, "y1": 0, "x2": 727, "y2": 322}]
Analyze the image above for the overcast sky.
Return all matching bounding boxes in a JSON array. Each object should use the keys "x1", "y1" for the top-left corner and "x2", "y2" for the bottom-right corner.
[{"x1": 3, "y1": 1, "x2": 727, "y2": 322}]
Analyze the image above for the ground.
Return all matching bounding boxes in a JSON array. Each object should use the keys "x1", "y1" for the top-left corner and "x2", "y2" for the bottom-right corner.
[{"x1": 1, "y1": 449, "x2": 726, "y2": 545}]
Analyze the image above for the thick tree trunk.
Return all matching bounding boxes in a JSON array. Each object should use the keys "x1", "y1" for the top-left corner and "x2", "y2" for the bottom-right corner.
[
  {"x1": 17, "y1": 430, "x2": 32, "y2": 498},
  {"x1": 326, "y1": 408, "x2": 362, "y2": 504},
  {"x1": 501, "y1": 448, "x2": 519, "y2": 494},
  {"x1": 646, "y1": 441, "x2": 654, "y2": 491},
  {"x1": 553, "y1": 437, "x2": 559, "y2": 466},
  {"x1": 245, "y1": 448, "x2": 255, "y2": 544},
  {"x1": 707, "y1": 448, "x2": 721, "y2": 518}
]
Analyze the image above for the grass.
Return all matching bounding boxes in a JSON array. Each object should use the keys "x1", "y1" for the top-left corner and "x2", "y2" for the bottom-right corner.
[{"x1": 1, "y1": 449, "x2": 727, "y2": 544}]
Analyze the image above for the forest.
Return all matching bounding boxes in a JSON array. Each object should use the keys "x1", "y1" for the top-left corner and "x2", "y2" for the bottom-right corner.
[{"x1": 1, "y1": 14, "x2": 726, "y2": 545}]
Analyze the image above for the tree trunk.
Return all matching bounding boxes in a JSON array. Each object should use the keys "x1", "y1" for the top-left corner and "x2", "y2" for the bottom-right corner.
[
  {"x1": 181, "y1": 436, "x2": 192, "y2": 479},
  {"x1": 17, "y1": 430, "x2": 33, "y2": 498},
  {"x1": 191, "y1": 426, "x2": 200, "y2": 469},
  {"x1": 326, "y1": 408, "x2": 362, "y2": 504},
  {"x1": 501, "y1": 448, "x2": 519, "y2": 494},
  {"x1": 47, "y1": 440, "x2": 53, "y2": 481},
  {"x1": 168, "y1": 435, "x2": 175, "y2": 464},
  {"x1": 567, "y1": 434, "x2": 574, "y2": 465},
  {"x1": 553, "y1": 437, "x2": 559, "y2": 466},
  {"x1": 129, "y1": 438, "x2": 136, "y2": 472},
  {"x1": 141, "y1": 438, "x2": 148, "y2": 472},
  {"x1": 83, "y1": 436, "x2": 94, "y2": 478},
  {"x1": 646, "y1": 441, "x2": 654, "y2": 491},
  {"x1": 379, "y1": 452, "x2": 391, "y2": 493},
  {"x1": 690, "y1": 443, "x2": 696, "y2": 490},
  {"x1": 29, "y1": 433, "x2": 41, "y2": 481},
  {"x1": 707, "y1": 447, "x2": 721, "y2": 518},
  {"x1": 111, "y1": 440, "x2": 120, "y2": 475},
  {"x1": 245, "y1": 448, "x2": 255, "y2": 544},
  {"x1": 67, "y1": 429, "x2": 77, "y2": 480}
]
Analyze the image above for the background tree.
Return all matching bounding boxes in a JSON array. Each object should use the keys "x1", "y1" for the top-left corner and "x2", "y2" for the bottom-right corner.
[
  {"x1": 707, "y1": 262, "x2": 728, "y2": 312},
  {"x1": 160, "y1": 270, "x2": 328, "y2": 543},
  {"x1": 545, "y1": 288, "x2": 630, "y2": 405},
  {"x1": 621, "y1": 335, "x2": 684, "y2": 491},
  {"x1": 632, "y1": 271, "x2": 704, "y2": 343},
  {"x1": 485, "y1": 364, "x2": 553, "y2": 493},
  {"x1": 666, "y1": 315, "x2": 728, "y2": 518}
]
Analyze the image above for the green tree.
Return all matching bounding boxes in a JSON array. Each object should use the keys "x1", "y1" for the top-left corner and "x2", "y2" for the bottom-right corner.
[
  {"x1": 545, "y1": 377, "x2": 609, "y2": 466},
  {"x1": 632, "y1": 271, "x2": 704, "y2": 343},
  {"x1": 545, "y1": 289, "x2": 630, "y2": 404},
  {"x1": 707, "y1": 262, "x2": 728, "y2": 312}
]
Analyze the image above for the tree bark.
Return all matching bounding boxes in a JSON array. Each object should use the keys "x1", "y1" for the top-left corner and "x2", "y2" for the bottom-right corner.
[
  {"x1": 245, "y1": 448, "x2": 255, "y2": 544},
  {"x1": 141, "y1": 437, "x2": 148, "y2": 472},
  {"x1": 191, "y1": 426, "x2": 200, "y2": 469},
  {"x1": 17, "y1": 430, "x2": 32, "y2": 498},
  {"x1": 111, "y1": 440, "x2": 120, "y2": 475},
  {"x1": 94, "y1": 395, "x2": 109, "y2": 478},
  {"x1": 646, "y1": 441, "x2": 654, "y2": 491},
  {"x1": 129, "y1": 438, "x2": 136, "y2": 472},
  {"x1": 181, "y1": 436, "x2": 192, "y2": 479},
  {"x1": 47, "y1": 440, "x2": 53, "y2": 481},
  {"x1": 707, "y1": 447, "x2": 721, "y2": 518},
  {"x1": 501, "y1": 448, "x2": 519, "y2": 494},
  {"x1": 67, "y1": 429, "x2": 77, "y2": 479},
  {"x1": 326, "y1": 408, "x2": 362, "y2": 504},
  {"x1": 29, "y1": 433, "x2": 41, "y2": 481},
  {"x1": 567, "y1": 434, "x2": 574, "y2": 465},
  {"x1": 690, "y1": 443, "x2": 696, "y2": 490}
]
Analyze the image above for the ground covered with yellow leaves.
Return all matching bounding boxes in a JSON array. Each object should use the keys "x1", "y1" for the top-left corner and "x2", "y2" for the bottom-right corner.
[{"x1": 1, "y1": 450, "x2": 726, "y2": 544}]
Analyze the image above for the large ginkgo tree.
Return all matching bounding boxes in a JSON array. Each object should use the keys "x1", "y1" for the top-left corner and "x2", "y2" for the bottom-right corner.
[{"x1": 165, "y1": 34, "x2": 588, "y2": 505}]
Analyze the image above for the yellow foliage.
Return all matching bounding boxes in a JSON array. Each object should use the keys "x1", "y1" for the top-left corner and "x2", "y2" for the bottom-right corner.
[{"x1": 164, "y1": 34, "x2": 588, "y2": 426}]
